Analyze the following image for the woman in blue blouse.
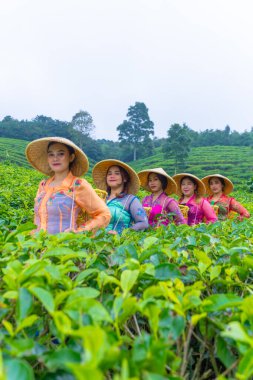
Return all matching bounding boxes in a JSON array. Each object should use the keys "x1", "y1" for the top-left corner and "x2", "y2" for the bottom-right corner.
[{"x1": 92, "y1": 159, "x2": 149, "y2": 234}]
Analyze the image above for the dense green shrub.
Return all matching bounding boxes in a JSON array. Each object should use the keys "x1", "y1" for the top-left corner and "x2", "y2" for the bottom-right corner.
[{"x1": 0, "y1": 163, "x2": 253, "y2": 379}]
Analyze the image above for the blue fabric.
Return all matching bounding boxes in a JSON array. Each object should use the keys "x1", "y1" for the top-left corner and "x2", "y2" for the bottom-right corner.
[{"x1": 106, "y1": 194, "x2": 148, "y2": 234}]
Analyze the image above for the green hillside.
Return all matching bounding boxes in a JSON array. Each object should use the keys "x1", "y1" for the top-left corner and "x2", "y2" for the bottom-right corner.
[
  {"x1": 0, "y1": 138, "x2": 29, "y2": 167},
  {"x1": 0, "y1": 138, "x2": 252, "y2": 184},
  {"x1": 131, "y1": 145, "x2": 253, "y2": 184},
  {"x1": 0, "y1": 138, "x2": 96, "y2": 171}
]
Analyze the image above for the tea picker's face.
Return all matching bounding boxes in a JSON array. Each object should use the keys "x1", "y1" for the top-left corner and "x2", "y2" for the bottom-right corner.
[
  {"x1": 47, "y1": 143, "x2": 74, "y2": 174},
  {"x1": 209, "y1": 177, "x2": 223, "y2": 194},
  {"x1": 106, "y1": 165, "x2": 124, "y2": 188},
  {"x1": 181, "y1": 178, "x2": 196, "y2": 197},
  {"x1": 148, "y1": 173, "x2": 163, "y2": 193}
]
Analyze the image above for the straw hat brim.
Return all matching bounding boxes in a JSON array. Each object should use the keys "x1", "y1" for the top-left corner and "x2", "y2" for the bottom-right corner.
[
  {"x1": 92, "y1": 159, "x2": 140, "y2": 195},
  {"x1": 138, "y1": 168, "x2": 177, "y2": 195},
  {"x1": 201, "y1": 174, "x2": 234, "y2": 195},
  {"x1": 172, "y1": 173, "x2": 206, "y2": 196},
  {"x1": 25, "y1": 137, "x2": 89, "y2": 176}
]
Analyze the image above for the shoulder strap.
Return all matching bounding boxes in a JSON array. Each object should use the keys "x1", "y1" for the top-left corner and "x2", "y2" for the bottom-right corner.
[
  {"x1": 161, "y1": 196, "x2": 174, "y2": 213},
  {"x1": 69, "y1": 176, "x2": 80, "y2": 230},
  {"x1": 113, "y1": 195, "x2": 131, "y2": 231},
  {"x1": 128, "y1": 195, "x2": 137, "y2": 210}
]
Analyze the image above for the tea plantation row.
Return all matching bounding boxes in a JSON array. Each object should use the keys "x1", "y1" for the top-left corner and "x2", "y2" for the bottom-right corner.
[{"x1": 1, "y1": 163, "x2": 253, "y2": 379}]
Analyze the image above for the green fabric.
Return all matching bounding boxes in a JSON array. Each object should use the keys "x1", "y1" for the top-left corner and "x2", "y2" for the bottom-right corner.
[{"x1": 106, "y1": 198, "x2": 132, "y2": 233}]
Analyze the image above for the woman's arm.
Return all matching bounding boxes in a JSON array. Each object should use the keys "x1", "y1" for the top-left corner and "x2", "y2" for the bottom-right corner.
[
  {"x1": 230, "y1": 198, "x2": 250, "y2": 220},
  {"x1": 202, "y1": 199, "x2": 218, "y2": 223},
  {"x1": 74, "y1": 179, "x2": 111, "y2": 232},
  {"x1": 166, "y1": 199, "x2": 186, "y2": 224},
  {"x1": 32, "y1": 180, "x2": 47, "y2": 233},
  {"x1": 128, "y1": 197, "x2": 149, "y2": 231}
]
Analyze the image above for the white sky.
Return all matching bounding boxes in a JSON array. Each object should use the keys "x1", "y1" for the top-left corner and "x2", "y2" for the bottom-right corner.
[{"x1": 1, "y1": 0, "x2": 253, "y2": 140}]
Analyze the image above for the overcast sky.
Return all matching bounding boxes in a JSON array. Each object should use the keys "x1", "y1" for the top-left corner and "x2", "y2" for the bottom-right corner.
[{"x1": 1, "y1": 0, "x2": 253, "y2": 140}]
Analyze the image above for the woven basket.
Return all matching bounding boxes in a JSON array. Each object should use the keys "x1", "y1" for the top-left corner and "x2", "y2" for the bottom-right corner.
[
  {"x1": 143, "y1": 206, "x2": 152, "y2": 218},
  {"x1": 203, "y1": 204, "x2": 219, "y2": 223},
  {"x1": 179, "y1": 204, "x2": 189, "y2": 219},
  {"x1": 228, "y1": 211, "x2": 237, "y2": 219},
  {"x1": 93, "y1": 189, "x2": 107, "y2": 201},
  {"x1": 213, "y1": 205, "x2": 219, "y2": 216},
  {"x1": 77, "y1": 189, "x2": 108, "y2": 226}
]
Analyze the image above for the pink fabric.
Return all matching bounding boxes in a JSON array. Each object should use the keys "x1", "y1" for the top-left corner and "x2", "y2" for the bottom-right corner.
[
  {"x1": 179, "y1": 194, "x2": 218, "y2": 225},
  {"x1": 207, "y1": 194, "x2": 250, "y2": 221},
  {"x1": 142, "y1": 193, "x2": 186, "y2": 226}
]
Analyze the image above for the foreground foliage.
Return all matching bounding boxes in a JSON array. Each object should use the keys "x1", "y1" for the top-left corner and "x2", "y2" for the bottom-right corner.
[{"x1": 0, "y1": 163, "x2": 253, "y2": 379}]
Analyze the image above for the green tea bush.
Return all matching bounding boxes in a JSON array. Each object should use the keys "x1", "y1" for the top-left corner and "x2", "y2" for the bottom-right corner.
[{"x1": 0, "y1": 163, "x2": 253, "y2": 379}]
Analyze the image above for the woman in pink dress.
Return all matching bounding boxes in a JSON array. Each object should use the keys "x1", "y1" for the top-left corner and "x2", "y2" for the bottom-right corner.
[
  {"x1": 173, "y1": 173, "x2": 218, "y2": 226},
  {"x1": 138, "y1": 168, "x2": 186, "y2": 226},
  {"x1": 201, "y1": 174, "x2": 250, "y2": 221}
]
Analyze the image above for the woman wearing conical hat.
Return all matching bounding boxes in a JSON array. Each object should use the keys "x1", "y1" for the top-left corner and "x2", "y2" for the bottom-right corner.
[
  {"x1": 26, "y1": 137, "x2": 111, "y2": 234},
  {"x1": 173, "y1": 173, "x2": 218, "y2": 225},
  {"x1": 201, "y1": 174, "x2": 250, "y2": 221},
  {"x1": 92, "y1": 159, "x2": 149, "y2": 235},
  {"x1": 138, "y1": 168, "x2": 186, "y2": 226}
]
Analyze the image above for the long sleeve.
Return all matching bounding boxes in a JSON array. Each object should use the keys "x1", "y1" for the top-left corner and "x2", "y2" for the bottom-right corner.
[
  {"x1": 74, "y1": 179, "x2": 111, "y2": 232},
  {"x1": 165, "y1": 199, "x2": 186, "y2": 225},
  {"x1": 202, "y1": 199, "x2": 218, "y2": 224},
  {"x1": 128, "y1": 197, "x2": 149, "y2": 231},
  {"x1": 230, "y1": 198, "x2": 250, "y2": 220},
  {"x1": 33, "y1": 179, "x2": 47, "y2": 230},
  {"x1": 34, "y1": 184, "x2": 41, "y2": 226}
]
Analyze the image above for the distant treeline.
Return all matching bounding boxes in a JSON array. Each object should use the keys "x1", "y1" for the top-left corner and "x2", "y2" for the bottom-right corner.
[
  {"x1": 0, "y1": 114, "x2": 154, "y2": 162},
  {"x1": 0, "y1": 115, "x2": 253, "y2": 163},
  {"x1": 186, "y1": 125, "x2": 253, "y2": 147},
  {"x1": 0, "y1": 115, "x2": 118, "y2": 162}
]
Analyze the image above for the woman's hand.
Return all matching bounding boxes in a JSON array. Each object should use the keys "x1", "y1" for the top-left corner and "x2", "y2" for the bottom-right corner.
[
  {"x1": 63, "y1": 228, "x2": 75, "y2": 233},
  {"x1": 108, "y1": 230, "x2": 118, "y2": 235}
]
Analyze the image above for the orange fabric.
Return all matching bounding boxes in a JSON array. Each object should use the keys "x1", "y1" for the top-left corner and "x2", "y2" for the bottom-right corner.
[{"x1": 34, "y1": 171, "x2": 111, "y2": 233}]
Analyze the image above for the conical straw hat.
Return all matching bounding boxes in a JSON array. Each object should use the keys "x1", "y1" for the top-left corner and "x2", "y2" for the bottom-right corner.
[
  {"x1": 92, "y1": 159, "x2": 140, "y2": 195},
  {"x1": 138, "y1": 168, "x2": 177, "y2": 195},
  {"x1": 201, "y1": 174, "x2": 234, "y2": 195},
  {"x1": 172, "y1": 173, "x2": 206, "y2": 196},
  {"x1": 25, "y1": 137, "x2": 89, "y2": 176}
]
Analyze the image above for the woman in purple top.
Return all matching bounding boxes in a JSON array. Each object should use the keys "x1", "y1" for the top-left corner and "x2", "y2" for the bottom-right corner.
[{"x1": 138, "y1": 168, "x2": 186, "y2": 227}]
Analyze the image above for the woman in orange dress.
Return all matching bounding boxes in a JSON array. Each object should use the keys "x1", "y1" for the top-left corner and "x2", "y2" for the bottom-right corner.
[{"x1": 26, "y1": 137, "x2": 110, "y2": 234}]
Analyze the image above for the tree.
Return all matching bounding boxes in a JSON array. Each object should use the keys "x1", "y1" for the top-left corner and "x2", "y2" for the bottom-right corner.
[
  {"x1": 137, "y1": 137, "x2": 154, "y2": 159},
  {"x1": 163, "y1": 123, "x2": 192, "y2": 174},
  {"x1": 71, "y1": 110, "x2": 95, "y2": 150},
  {"x1": 71, "y1": 110, "x2": 95, "y2": 137},
  {"x1": 2, "y1": 116, "x2": 15, "y2": 123},
  {"x1": 117, "y1": 102, "x2": 154, "y2": 161}
]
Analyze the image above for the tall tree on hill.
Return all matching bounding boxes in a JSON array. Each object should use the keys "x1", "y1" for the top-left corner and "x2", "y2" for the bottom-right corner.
[
  {"x1": 71, "y1": 110, "x2": 95, "y2": 149},
  {"x1": 163, "y1": 123, "x2": 192, "y2": 173},
  {"x1": 117, "y1": 102, "x2": 154, "y2": 161}
]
